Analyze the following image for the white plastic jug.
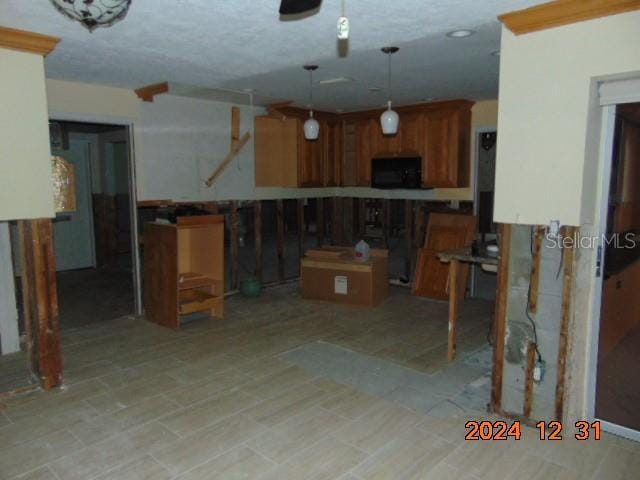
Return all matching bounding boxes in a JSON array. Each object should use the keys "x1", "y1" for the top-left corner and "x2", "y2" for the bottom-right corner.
[{"x1": 354, "y1": 239, "x2": 370, "y2": 262}]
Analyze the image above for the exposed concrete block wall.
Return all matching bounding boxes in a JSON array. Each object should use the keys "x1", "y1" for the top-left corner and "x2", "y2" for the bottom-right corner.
[{"x1": 501, "y1": 224, "x2": 565, "y2": 421}]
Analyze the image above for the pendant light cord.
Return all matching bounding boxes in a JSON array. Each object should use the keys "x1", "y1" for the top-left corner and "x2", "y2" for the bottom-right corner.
[
  {"x1": 309, "y1": 69, "x2": 313, "y2": 109},
  {"x1": 387, "y1": 51, "x2": 392, "y2": 104},
  {"x1": 342, "y1": 0, "x2": 346, "y2": 16}
]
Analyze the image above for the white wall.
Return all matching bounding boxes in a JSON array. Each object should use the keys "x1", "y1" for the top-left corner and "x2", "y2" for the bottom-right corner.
[
  {"x1": 494, "y1": 11, "x2": 640, "y2": 227},
  {"x1": 0, "y1": 49, "x2": 54, "y2": 221}
]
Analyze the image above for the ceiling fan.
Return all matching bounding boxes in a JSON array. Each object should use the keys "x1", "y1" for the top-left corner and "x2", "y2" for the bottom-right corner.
[{"x1": 279, "y1": 0, "x2": 322, "y2": 15}]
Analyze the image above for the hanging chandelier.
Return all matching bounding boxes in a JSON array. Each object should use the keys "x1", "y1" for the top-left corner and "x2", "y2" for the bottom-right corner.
[
  {"x1": 49, "y1": 0, "x2": 132, "y2": 32},
  {"x1": 303, "y1": 65, "x2": 320, "y2": 141},
  {"x1": 380, "y1": 46, "x2": 400, "y2": 135}
]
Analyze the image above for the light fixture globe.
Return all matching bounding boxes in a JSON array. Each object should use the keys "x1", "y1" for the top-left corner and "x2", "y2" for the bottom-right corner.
[
  {"x1": 380, "y1": 101, "x2": 399, "y2": 135},
  {"x1": 49, "y1": 0, "x2": 132, "y2": 32},
  {"x1": 304, "y1": 112, "x2": 320, "y2": 140}
]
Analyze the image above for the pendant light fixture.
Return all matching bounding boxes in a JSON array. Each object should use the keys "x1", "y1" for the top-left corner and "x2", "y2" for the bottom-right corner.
[
  {"x1": 303, "y1": 65, "x2": 320, "y2": 141},
  {"x1": 380, "y1": 46, "x2": 400, "y2": 136}
]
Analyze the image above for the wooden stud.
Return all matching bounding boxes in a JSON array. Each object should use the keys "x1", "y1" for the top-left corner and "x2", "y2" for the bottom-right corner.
[
  {"x1": 491, "y1": 223, "x2": 512, "y2": 413},
  {"x1": 134, "y1": 82, "x2": 169, "y2": 102},
  {"x1": 230, "y1": 201, "x2": 239, "y2": 291},
  {"x1": 231, "y1": 106, "x2": 240, "y2": 150},
  {"x1": 254, "y1": 201, "x2": 263, "y2": 282},
  {"x1": 343, "y1": 198, "x2": 354, "y2": 246},
  {"x1": 0, "y1": 26, "x2": 60, "y2": 56},
  {"x1": 297, "y1": 199, "x2": 305, "y2": 259},
  {"x1": 414, "y1": 201, "x2": 425, "y2": 248},
  {"x1": 358, "y1": 198, "x2": 366, "y2": 238},
  {"x1": 277, "y1": 199, "x2": 285, "y2": 281},
  {"x1": 405, "y1": 199, "x2": 413, "y2": 279},
  {"x1": 382, "y1": 199, "x2": 391, "y2": 249},
  {"x1": 523, "y1": 341, "x2": 537, "y2": 418},
  {"x1": 447, "y1": 258, "x2": 460, "y2": 361},
  {"x1": 499, "y1": 0, "x2": 640, "y2": 36},
  {"x1": 18, "y1": 219, "x2": 62, "y2": 390},
  {"x1": 316, "y1": 198, "x2": 325, "y2": 247},
  {"x1": 555, "y1": 226, "x2": 577, "y2": 422},
  {"x1": 204, "y1": 132, "x2": 251, "y2": 187},
  {"x1": 528, "y1": 226, "x2": 545, "y2": 314},
  {"x1": 331, "y1": 197, "x2": 341, "y2": 245}
]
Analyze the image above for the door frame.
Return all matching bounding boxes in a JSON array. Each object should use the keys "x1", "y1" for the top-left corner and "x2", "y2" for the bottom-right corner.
[
  {"x1": 471, "y1": 126, "x2": 498, "y2": 297},
  {"x1": 586, "y1": 103, "x2": 640, "y2": 442},
  {"x1": 49, "y1": 111, "x2": 142, "y2": 316}
]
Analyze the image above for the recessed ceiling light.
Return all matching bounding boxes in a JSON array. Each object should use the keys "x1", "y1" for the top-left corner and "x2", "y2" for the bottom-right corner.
[
  {"x1": 491, "y1": 50, "x2": 500, "y2": 57},
  {"x1": 446, "y1": 29, "x2": 475, "y2": 38}
]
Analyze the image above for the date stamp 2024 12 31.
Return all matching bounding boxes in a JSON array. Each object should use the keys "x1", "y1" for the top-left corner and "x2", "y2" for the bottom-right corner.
[{"x1": 464, "y1": 420, "x2": 602, "y2": 441}]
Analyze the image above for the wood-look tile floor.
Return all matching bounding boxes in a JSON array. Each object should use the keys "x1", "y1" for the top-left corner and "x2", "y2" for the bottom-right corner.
[{"x1": 0, "y1": 285, "x2": 637, "y2": 480}]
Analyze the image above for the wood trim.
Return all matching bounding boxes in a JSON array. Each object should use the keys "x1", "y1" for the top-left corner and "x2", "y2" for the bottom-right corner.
[
  {"x1": 499, "y1": 0, "x2": 640, "y2": 35},
  {"x1": 0, "y1": 26, "x2": 60, "y2": 56},
  {"x1": 134, "y1": 81, "x2": 169, "y2": 102},
  {"x1": 555, "y1": 225, "x2": 577, "y2": 421},
  {"x1": 491, "y1": 223, "x2": 512, "y2": 413}
]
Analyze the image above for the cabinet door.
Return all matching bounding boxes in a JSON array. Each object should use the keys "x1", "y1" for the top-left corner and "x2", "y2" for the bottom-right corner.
[
  {"x1": 342, "y1": 121, "x2": 358, "y2": 186},
  {"x1": 371, "y1": 117, "x2": 401, "y2": 156},
  {"x1": 422, "y1": 109, "x2": 460, "y2": 188},
  {"x1": 356, "y1": 119, "x2": 373, "y2": 186},
  {"x1": 323, "y1": 122, "x2": 342, "y2": 186},
  {"x1": 400, "y1": 112, "x2": 423, "y2": 156},
  {"x1": 255, "y1": 116, "x2": 298, "y2": 187},
  {"x1": 299, "y1": 120, "x2": 324, "y2": 187}
]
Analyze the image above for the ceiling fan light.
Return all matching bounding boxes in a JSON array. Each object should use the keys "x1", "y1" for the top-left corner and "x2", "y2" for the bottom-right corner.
[
  {"x1": 304, "y1": 112, "x2": 320, "y2": 140},
  {"x1": 380, "y1": 101, "x2": 399, "y2": 135},
  {"x1": 49, "y1": 0, "x2": 131, "y2": 32}
]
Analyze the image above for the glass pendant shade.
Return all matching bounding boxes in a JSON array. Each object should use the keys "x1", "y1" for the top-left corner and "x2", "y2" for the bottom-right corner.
[
  {"x1": 380, "y1": 101, "x2": 399, "y2": 135},
  {"x1": 49, "y1": 0, "x2": 132, "y2": 32},
  {"x1": 304, "y1": 112, "x2": 320, "y2": 140}
]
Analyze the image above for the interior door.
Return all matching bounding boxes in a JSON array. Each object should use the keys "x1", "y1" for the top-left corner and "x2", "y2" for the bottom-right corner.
[{"x1": 52, "y1": 139, "x2": 95, "y2": 271}]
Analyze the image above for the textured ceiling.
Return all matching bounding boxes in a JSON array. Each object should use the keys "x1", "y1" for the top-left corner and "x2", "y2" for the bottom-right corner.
[{"x1": 0, "y1": 0, "x2": 541, "y2": 111}]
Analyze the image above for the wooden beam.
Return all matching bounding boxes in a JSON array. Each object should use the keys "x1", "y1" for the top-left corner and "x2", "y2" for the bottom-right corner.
[
  {"x1": 231, "y1": 106, "x2": 240, "y2": 150},
  {"x1": 358, "y1": 198, "x2": 366, "y2": 238},
  {"x1": 414, "y1": 201, "x2": 425, "y2": 248},
  {"x1": 254, "y1": 201, "x2": 263, "y2": 282},
  {"x1": 405, "y1": 200, "x2": 413, "y2": 279},
  {"x1": 499, "y1": 0, "x2": 640, "y2": 35},
  {"x1": 528, "y1": 226, "x2": 545, "y2": 314},
  {"x1": 491, "y1": 223, "x2": 512, "y2": 413},
  {"x1": 0, "y1": 26, "x2": 60, "y2": 56},
  {"x1": 18, "y1": 219, "x2": 62, "y2": 390},
  {"x1": 134, "y1": 82, "x2": 169, "y2": 102},
  {"x1": 316, "y1": 198, "x2": 324, "y2": 247},
  {"x1": 230, "y1": 201, "x2": 239, "y2": 291},
  {"x1": 276, "y1": 200, "x2": 285, "y2": 281},
  {"x1": 555, "y1": 225, "x2": 577, "y2": 422},
  {"x1": 297, "y1": 199, "x2": 305, "y2": 259},
  {"x1": 523, "y1": 342, "x2": 537, "y2": 419},
  {"x1": 205, "y1": 132, "x2": 251, "y2": 187},
  {"x1": 447, "y1": 258, "x2": 460, "y2": 361}
]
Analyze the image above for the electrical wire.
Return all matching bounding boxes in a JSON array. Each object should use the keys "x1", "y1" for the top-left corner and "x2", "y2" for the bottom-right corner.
[{"x1": 526, "y1": 226, "x2": 542, "y2": 362}]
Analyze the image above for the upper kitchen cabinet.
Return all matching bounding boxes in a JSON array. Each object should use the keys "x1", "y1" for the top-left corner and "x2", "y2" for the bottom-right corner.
[
  {"x1": 371, "y1": 117, "x2": 402, "y2": 156},
  {"x1": 356, "y1": 119, "x2": 373, "y2": 186},
  {"x1": 399, "y1": 112, "x2": 423, "y2": 156},
  {"x1": 255, "y1": 115, "x2": 299, "y2": 187},
  {"x1": 255, "y1": 114, "x2": 340, "y2": 188},
  {"x1": 421, "y1": 102, "x2": 472, "y2": 188}
]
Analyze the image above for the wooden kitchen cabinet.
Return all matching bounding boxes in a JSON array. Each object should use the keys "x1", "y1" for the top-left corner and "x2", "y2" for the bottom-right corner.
[
  {"x1": 323, "y1": 121, "x2": 342, "y2": 186},
  {"x1": 422, "y1": 106, "x2": 471, "y2": 188},
  {"x1": 400, "y1": 112, "x2": 423, "y2": 155},
  {"x1": 371, "y1": 117, "x2": 402, "y2": 156},
  {"x1": 298, "y1": 119, "x2": 323, "y2": 187},
  {"x1": 342, "y1": 121, "x2": 358, "y2": 186},
  {"x1": 356, "y1": 119, "x2": 373, "y2": 186}
]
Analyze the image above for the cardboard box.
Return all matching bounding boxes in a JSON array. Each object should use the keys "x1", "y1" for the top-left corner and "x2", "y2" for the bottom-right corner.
[{"x1": 300, "y1": 247, "x2": 388, "y2": 307}]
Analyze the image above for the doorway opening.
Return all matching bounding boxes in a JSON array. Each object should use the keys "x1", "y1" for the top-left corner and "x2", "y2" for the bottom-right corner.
[
  {"x1": 595, "y1": 102, "x2": 640, "y2": 437},
  {"x1": 48, "y1": 121, "x2": 136, "y2": 329},
  {"x1": 472, "y1": 129, "x2": 498, "y2": 301}
]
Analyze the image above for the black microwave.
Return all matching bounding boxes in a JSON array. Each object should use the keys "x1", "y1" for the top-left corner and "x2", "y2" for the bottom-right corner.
[{"x1": 371, "y1": 157, "x2": 423, "y2": 189}]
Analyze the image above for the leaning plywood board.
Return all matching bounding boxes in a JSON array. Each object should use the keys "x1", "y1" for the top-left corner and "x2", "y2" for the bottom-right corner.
[{"x1": 412, "y1": 213, "x2": 477, "y2": 300}]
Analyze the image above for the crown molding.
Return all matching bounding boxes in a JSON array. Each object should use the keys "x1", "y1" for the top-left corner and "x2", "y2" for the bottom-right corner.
[
  {"x1": 0, "y1": 26, "x2": 60, "y2": 56},
  {"x1": 499, "y1": 0, "x2": 640, "y2": 35},
  {"x1": 135, "y1": 82, "x2": 170, "y2": 102}
]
